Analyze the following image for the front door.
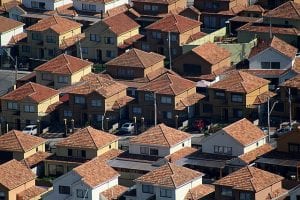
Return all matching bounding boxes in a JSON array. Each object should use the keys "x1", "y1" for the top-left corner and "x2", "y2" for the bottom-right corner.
[
  {"x1": 96, "y1": 49, "x2": 102, "y2": 63},
  {"x1": 39, "y1": 48, "x2": 44, "y2": 59},
  {"x1": 223, "y1": 108, "x2": 228, "y2": 121}
]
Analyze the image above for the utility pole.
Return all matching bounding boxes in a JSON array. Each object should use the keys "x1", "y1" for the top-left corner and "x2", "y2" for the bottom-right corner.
[
  {"x1": 77, "y1": 35, "x2": 83, "y2": 59},
  {"x1": 288, "y1": 88, "x2": 292, "y2": 130},
  {"x1": 168, "y1": 31, "x2": 172, "y2": 70},
  {"x1": 269, "y1": 16, "x2": 272, "y2": 39},
  {"x1": 14, "y1": 56, "x2": 18, "y2": 86},
  {"x1": 267, "y1": 97, "x2": 278, "y2": 142},
  {"x1": 154, "y1": 92, "x2": 157, "y2": 126}
]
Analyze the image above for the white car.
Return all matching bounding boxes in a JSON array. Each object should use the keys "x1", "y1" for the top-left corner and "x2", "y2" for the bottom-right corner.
[
  {"x1": 23, "y1": 125, "x2": 38, "y2": 135},
  {"x1": 119, "y1": 123, "x2": 135, "y2": 134}
]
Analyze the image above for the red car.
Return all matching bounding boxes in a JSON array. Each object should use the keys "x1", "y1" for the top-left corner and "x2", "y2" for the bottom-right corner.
[{"x1": 193, "y1": 119, "x2": 206, "y2": 131}]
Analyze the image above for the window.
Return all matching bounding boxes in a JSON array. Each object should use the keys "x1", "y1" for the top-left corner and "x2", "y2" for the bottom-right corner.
[
  {"x1": 163, "y1": 111, "x2": 172, "y2": 119},
  {"x1": 271, "y1": 62, "x2": 280, "y2": 69},
  {"x1": 64, "y1": 110, "x2": 72, "y2": 117},
  {"x1": 82, "y1": 3, "x2": 88, "y2": 10},
  {"x1": 75, "y1": 96, "x2": 85, "y2": 104},
  {"x1": 82, "y1": 47, "x2": 88, "y2": 55},
  {"x1": 171, "y1": 48, "x2": 177, "y2": 56},
  {"x1": 105, "y1": 37, "x2": 114, "y2": 44},
  {"x1": 215, "y1": 91, "x2": 225, "y2": 99},
  {"x1": 77, "y1": 189, "x2": 88, "y2": 198},
  {"x1": 160, "y1": 189, "x2": 172, "y2": 198},
  {"x1": 274, "y1": 102, "x2": 284, "y2": 112},
  {"x1": 152, "y1": 31, "x2": 161, "y2": 39},
  {"x1": 202, "y1": 104, "x2": 213, "y2": 113},
  {"x1": 48, "y1": 49, "x2": 54, "y2": 57},
  {"x1": 32, "y1": 32, "x2": 41, "y2": 40},
  {"x1": 240, "y1": 192, "x2": 252, "y2": 200},
  {"x1": 214, "y1": 145, "x2": 232, "y2": 155},
  {"x1": 81, "y1": 150, "x2": 86, "y2": 158},
  {"x1": 90, "y1": 34, "x2": 100, "y2": 42},
  {"x1": 42, "y1": 73, "x2": 52, "y2": 80},
  {"x1": 221, "y1": 187, "x2": 232, "y2": 197},
  {"x1": 68, "y1": 149, "x2": 72, "y2": 156},
  {"x1": 161, "y1": 96, "x2": 172, "y2": 104},
  {"x1": 106, "y1": 50, "x2": 115, "y2": 58},
  {"x1": 144, "y1": 93, "x2": 153, "y2": 101},
  {"x1": 0, "y1": 191, "x2": 5, "y2": 200},
  {"x1": 142, "y1": 185, "x2": 154, "y2": 194},
  {"x1": 233, "y1": 109, "x2": 243, "y2": 118},
  {"x1": 140, "y1": 146, "x2": 149, "y2": 155},
  {"x1": 289, "y1": 143, "x2": 300, "y2": 153},
  {"x1": 58, "y1": 76, "x2": 68, "y2": 83},
  {"x1": 231, "y1": 94, "x2": 243, "y2": 103},
  {"x1": 89, "y1": 4, "x2": 96, "y2": 11},
  {"x1": 133, "y1": 107, "x2": 142, "y2": 114},
  {"x1": 150, "y1": 148, "x2": 158, "y2": 156},
  {"x1": 59, "y1": 186, "x2": 70, "y2": 194},
  {"x1": 46, "y1": 35, "x2": 56, "y2": 43},
  {"x1": 261, "y1": 62, "x2": 280, "y2": 69},
  {"x1": 7, "y1": 102, "x2": 18, "y2": 110},
  {"x1": 144, "y1": 4, "x2": 151, "y2": 11},
  {"x1": 31, "y1": 1, "x2": 38, "y2": 8},
  {"x1": 141, "y1": 43, "x2": 150, "y2": 51},
  {"x1": 22, "y1": 45, "x2": 30, "y2": 53},
  {"x1": 91, "y1": 99, "x2": 101, "y2": 107},
  {"x1": 24, "y1": 105, "x2": 35, "y2": 113},
  {"x1": 171, "y1": 34, "x2": 177, "y2": 42},
  {"x1": 152, "y1": 5, "x2": 158, "y2": 11}
]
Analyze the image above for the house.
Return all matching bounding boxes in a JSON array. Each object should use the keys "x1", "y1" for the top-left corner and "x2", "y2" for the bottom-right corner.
[
  {"x1": 131, "y1": 0, "x2": 187, "y2": 27},
  {"x1": 136, "y1": 13, "x2": 202, "y2": 59},
  {"x1": 79, "y1": 13, "x2": 141, "y2": 63},
  {"x1": 214, "y1": 166, "x2": 285, "y2": 200},
  {"x1": 0, "y1": 0, "x2": 19, "y2": 6},
  {"x1": 126, "y1": 163, "x2": 214, "y2": 200},
  {"x1": 0, "y1": 129, "x2": 46, "y2": 163},
  {"x1": 108, "y1": 123, "x2": 193, "y2": 186},
  {"x1": 44, "y1": 126, "x2": 119, "y2": 177},
  {"x1": 73, "y1": 0, "x2": 128, "y2": 14},
  {"x1": 173, "y1": 42, "x2": 232, "y2": 82},
  {"x1": 256, "y1": 0, "x2": 300, "y2": 9},
  {"x1": 43, "y1": 149, "x2": 126, "y2": 200},
  {"x1": 34, "y1": 54, "x2": 93, "y2": 89},
  {"x1": 199, "y1": 70, "x2": 273, "y2": 122},
  {"x1": 239, "y1": 4, "x2": 265, "y2": 18},
  {"x1": 0, "y1": 159, "x2": 47, "y2": 200},
  {"x1": 19, "y1": 15, "x2": 83, "y2": 60},
  {"x1": 245, "y1": 36, "x2": 298, "y2": 89},
  {"x1": 0, "y1": 82, "x2": 60, "y2": 130},
  {"x1": 59, "y1": 73, "x2": 134, "y2": 128},
  {"x1": 0, "y1": 16, "x2": 24, "y2": 47},
  {"x1": 129, "y1": 73, "x2": 205, "y2": 126},
  {"x1": 22, "y1": 0, "x2": 72, "y2": 10},
  {"x1": 193, "y1": 0, "x2": 248, "y2": 30},
  {"x1": 179, "y1": 6, "x2": 201, "y2": 21},
  {"x1": 256, "y1": 127, "x2": 300, "y2": 180}
]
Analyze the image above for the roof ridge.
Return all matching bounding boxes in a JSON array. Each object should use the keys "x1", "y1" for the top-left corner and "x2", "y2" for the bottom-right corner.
[
  {"x1": 13, "y1": 131, "x2": 26, "y2": 152},
  {"x1": 165, "y1": 74, "x2": 177, "y2": 95},
  {"x1": 133, "y1": 48, "x2": 146, "y2": 68},
  {"x1": 159, "y1": 124, "x2": 171, "y2": 147},
  {"x1": 291, "y1": 1, "x2": 300, "y2": 17},
  {"x1": 247, "y1": 167, "x2": 257, "y2": 191},
  {"x1": 86, "y1": 127, "x2": 98, "y2": 148},
  {"x1": 168, "y1": 163, "x2": 177, "y2": 188},
  {"x1": 62, "y1": 54, "x2": 72, "y2": 74}
]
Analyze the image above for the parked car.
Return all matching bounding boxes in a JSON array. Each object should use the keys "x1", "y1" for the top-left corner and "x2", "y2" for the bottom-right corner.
[
  {"x1": 272, "y1": 127, "x2": 291, "y2": 138},
  {"x1": 119, "y1": 123, "x2": 135, "y2": 134},
  {"x1": 192, "y1": 119, "x2": 210, "y2": 132},
  {"x1": 22, "y1": 125, "x2": 38, "y2": 135}
]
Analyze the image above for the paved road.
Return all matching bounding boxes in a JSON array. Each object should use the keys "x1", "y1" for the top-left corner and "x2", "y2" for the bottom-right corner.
[{"x1": 0, "y1": 70, "x2": 30, "y2": 96}]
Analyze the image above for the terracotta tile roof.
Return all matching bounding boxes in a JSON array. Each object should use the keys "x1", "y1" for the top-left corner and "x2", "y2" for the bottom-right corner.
[
  {"x1": 26, "y1": 15, "x2": 82, "y2": 34},
  {"x1": 100, "y1": 185, "x2": 128, "y2": 200},
  {"x1": 60, "y1": 33, "x2": 85, "y2": 50},
  {"x1": 243, "y1": 69, "x2": 287, "y2": 77},
  {"x1": 103, "y1": 13, "x2": 139, "y2": 36},
  {"x1": 8, "y1": 32, "x2": 27, "y2": 45},
  {"x1": 1, "y1": 82, "x2": 59, "y2": 103},
  {"x1": 138, "y1": 73, "x2": 196, "y2": 95},
  {"x1": 282, "y1": 74, "x2": 300, "y2": 89},
  {"x1": 229, "y1": 16, "x2": 261, "y2": 23},
  {"x1": 146, "y1": 13, "x2": 200, "y2": 33},
  {"x1": 0, "y1": 130, "x2": 46, "y2": 152},
  {"x1": 243, "y1": 4, "x2": 265, "y2": 13},
  {"x1": 21, "y1": 151, "x2": 52, "y2": 168},
  {"x1": 253, "y1": 91, "x2": 277, "y2": 105},
  {"x1": 238, "y1": 144, "x2": 273, "y2": 164},
  {"x1": 175, "y1": 93, "x2": 205, "y2": 110},
  {"x1": 192, "y1": 42, "x2": 231, "y2": 65},
  {"x1": 293, "y1": 57, "x2": 300, "y2": 73},
  {"x1": 0, "y1": 16, "x2": 24, "y2": 33},
  {"x1": 132, "y1": 0, "x2": 181, "y2": 4},
  {"x1": 215, "y1": 5, "x2": 245, "y2": 15},
  {"x1": 210, "y1": 70, "x2": 270, "y2": 93},
  {"x1": 56, "y1": 126, "x2": 118, "y2": 149},
  {"x1": 249, "y1": 36, "x2": 297, "y2": 59},
  {"x1": 35, "y1": 54, "x2": 92, "y2": 75},
  {"x1": 179, "y1": 6, "x2": 201, "y2": 15},
  {"x1": 214, "y1": 166, "x2": 283, "y2": 192},
  {"x1": 17, "y1": 186, "x2": 47, "y2": 200},
  {"x1": 44, "y1": 3, "x2": 77, "y2": 16},
  {"x1": 46, "y1": 101, "x2": 64, "y2": 113},
  {"x1": 73, "y1": 154, "x2": 120, "y2": 188},
  {"x1": 106, "y1": 48, "x2": 165, "y2": 68},
  {"x1": 135, "y1": 163, "x2": 203, "y2": 188},
  {"x1": 111, "y1": 95, "x2": 134, "y2": 110},
  {"x1": 186, "y1": 31, "x2": 207, "y2": 43},
  {"x1": 130, "y1": 123, "x2": 191, "y2": 147},
  {"x1": 61, "y1": 73, "x2": 127, "y2": 98},
  {"x1": 118, "y1": 34, "x2": 144, "y2": 49},
  {"x1": 222, "y1": 118, "x2": 266, "y2": 146},
  {"x1": 0, "y1": 159, "x2": 36, "y2": 190},
  {"x1": 165, "y1": 147, "x2": 198, "y2": 162},
  {"x1": 184, "y1": 184, "x2": 215, "y2": 200},
  {"x1": 265, "y1": 1, "x2": 300, "y2": 20}
]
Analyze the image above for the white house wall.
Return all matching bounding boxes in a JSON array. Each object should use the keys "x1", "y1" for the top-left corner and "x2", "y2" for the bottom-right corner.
[
  {"x1": 169, "y1": 139, "x2": 191, "y2": 154},
  {"x1": 0, "y1": 26, "x2": 23, "y2": 47},
  {"x1": 104, "y1": 0, "x2": 128, "y2": 12},
  {"x1": 129, "y1": 144, "x2": 171, "y2": 157},
  {"x1": 175, "y1": 177, "x2": 202, "y2": 200},
  {"x1": 243, "y1": 137, "x2": 266, "y2": 154}
]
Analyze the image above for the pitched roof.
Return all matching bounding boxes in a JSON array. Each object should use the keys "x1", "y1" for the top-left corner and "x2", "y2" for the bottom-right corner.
[
  {"x1": 191, "y1": 42, "x2": 231, "y2": 65},
  {"x1": 61, "y1": 73, "x2": 128, "y2": 98},
  {"x1": 249, "y1": 37, "x2": 297, "y2": 59},
  {"x1": 243, "y1": 4, "x2": 265, "y2": 13},
  {"x1": 210, "y1": 70, "x2": 270, "y2": 93},
  {"x1": 138, "y1": 73, "x2": 196, "y2": 95},
  {"x1": 0, "y1": 16, "x2": 24, "y2": 33},
  {"x1": 135, "y1": 163, "x2": 203, "y2": 188},
  {"x1": 132, "y1": 0, "x2": 181, "y2": 4},
  {"x1": 0, "y1": 82, "x2": 59, "y2": 103},
  {"x1": 265, "y1": 1, "x2": 300, "y2": 20},
  {"x1": 146, "y1": 13, "x2": 200, "y2": 33},
  {"x1": 0, "y1": 130, "x2": 46, "y2": 152},
  {"x1": 184, "y1": 184, "x2": 215, "y2": 200},
  {"x1": 100, "y1": 185, "x2": 128, "y2": 200},
  {"x1": 35, "y1": 54, "x2": 92, "y2": 75},
  {"x1": 103, "y1": 13, "x2": 140, "y2": 36},
  {"x1": 26, "y1": 15, "x2": 81, "y2": 34},
  {"x1": 222, "y1": 118, "x2": 266, "y2": 146},
  {"x1": 282, "y1": 74, "x2": 300, "y2": 89},
  {"x1": 106, "y1": 48, "x2": 165, "y2": 68},
  {"x1": 238, "y1": 144, "x2": 273, "y2": 164},
  {"x1": 0, "y1": 159, "x2": 36, "y2": 190},
  {"x1": 73, "y1": 155, "x2": 119, "y2": 188},
  {"x1": 21, "y1": 151, "x2": 52, "y2": 168},
  {"x1": 130, "y1": 123, "x2": 191, "y2": 147},
  {"x1": 214, "y1": 166, "x2": 283, "y2": 192},
  {"x1": 17, "y1": 186, "x2": 47, "y2": 200},
  {"x1": 56, "y1": 126, "x2": 118, "y2": 149}
]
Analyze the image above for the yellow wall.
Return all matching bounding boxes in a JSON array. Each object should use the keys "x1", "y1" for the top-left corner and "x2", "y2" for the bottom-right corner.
[{"x1": 246, "y1": 85, "x2": 269, "y2": 106}]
